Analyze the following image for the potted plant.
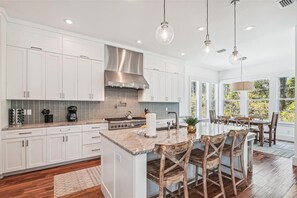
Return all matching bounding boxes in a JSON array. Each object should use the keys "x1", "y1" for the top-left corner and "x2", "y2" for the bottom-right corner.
[{"x1": 184, "y1": 117, "x2": 199, "y2": 133}]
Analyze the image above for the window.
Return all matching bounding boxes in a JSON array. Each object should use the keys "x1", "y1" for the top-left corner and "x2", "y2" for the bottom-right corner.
[
  {"x1": 224, "y1": 84, "x2": 240, "y2": 116},
  {"x1": 248, "y1": 79, "x2": 270, "y2": 119},
  {"x1": 190, "y1": 81, "x2": 198, "y2": 117},
  {"x1": 210, "y1": 83, "x2": 216, "y2": 111},
  {"x1": 279, "y1": 77, "x2": 295, "y2": 123},
  {"x1": 201, "y1": 83, "x2": 207, "y2": 118}
]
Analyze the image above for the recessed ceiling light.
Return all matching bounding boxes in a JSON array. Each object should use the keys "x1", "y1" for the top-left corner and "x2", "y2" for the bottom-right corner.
[
  {"x1": 136, "y1": 40, "x2": 142, "y2": 44},
  {"x1": 64, "y1": 19, "x2": 73, "y2": 25},
  {"x1": 197, "y1": 26, "x2": 205, "y2": 31},
  {"x1": 245, "y1": 26, "x2": 255, "y2": 31},
  {"x1": 181, "y1": 52, "x2": 185, "y2": 56}
]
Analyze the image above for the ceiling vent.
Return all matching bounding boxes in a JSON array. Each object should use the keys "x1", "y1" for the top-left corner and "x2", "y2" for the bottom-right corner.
[
  {"x1": 216, "y1": 49, "x2": 227, "y2": 53},
  {"x1": 276, "y1": 0, "x2": 296, "y2": 8}
]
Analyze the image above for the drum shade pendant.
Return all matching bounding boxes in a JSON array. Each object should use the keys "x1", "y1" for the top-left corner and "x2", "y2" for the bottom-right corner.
[
  {"x1": 229, "y1": 0, "x2": 242, "y2": 64},
  {"x1": 231, "y1": 57, "x2": 254, "y2": 91},
  {"x1": 155, "y1": 0, "x2": 174, "y2": 45},
  {"x1": 201, "y1": 0, "x2": 212, "y2": 54}
]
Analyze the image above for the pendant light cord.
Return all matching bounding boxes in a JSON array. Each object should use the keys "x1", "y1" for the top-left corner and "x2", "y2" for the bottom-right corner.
[
  {"x1": 163, "y1": 0, "x2": 166, "y2": 22},
  {"x1": 234, "y1": 0, "x2": 237, "y2": 49},
  {"x1": 206, "y1": 0, "x2": 209, "y2": 40}
]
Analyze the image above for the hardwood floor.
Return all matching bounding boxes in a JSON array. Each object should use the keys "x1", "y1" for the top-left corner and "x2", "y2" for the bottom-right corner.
[{"x1": 0, "y1": 151, "x2": 297, "y2": 198}]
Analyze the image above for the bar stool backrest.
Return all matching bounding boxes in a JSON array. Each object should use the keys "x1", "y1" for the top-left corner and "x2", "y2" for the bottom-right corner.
[
  {"x1": 200, "y1": 134, "x2": 226, "y2": 166},
  {"x1": 235, "y1": 116, "x2": 251, "y2": 128},
  {"x1": 217, "y1": 116, "x2": 230, "y2": 125},
  {"x1": 228, "y1": 129, "x2": 249, "y2": 153},
  {"x1": 154, "y1": 140, "x2": 194, "y2": 182},
  {"x1": 270, "y1": 112, "x2": 279, "y2": 132}
]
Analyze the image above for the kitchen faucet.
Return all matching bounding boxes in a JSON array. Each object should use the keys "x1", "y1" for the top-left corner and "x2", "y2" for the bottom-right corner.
[{"x1": 168, "y1": 112, "x2": 179, "y2": 130}]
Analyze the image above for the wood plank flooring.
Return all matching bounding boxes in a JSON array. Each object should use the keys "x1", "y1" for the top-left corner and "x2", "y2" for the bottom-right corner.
[{"x1": 0, "y1": 151, "x2": 297, "y2": 198}]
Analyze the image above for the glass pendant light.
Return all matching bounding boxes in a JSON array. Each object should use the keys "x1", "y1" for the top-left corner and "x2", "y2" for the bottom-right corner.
[
  {"x1": 201, "y1": 0, "x2": 212, "y2": 54},
  {"x1": 229, "y1": 0, "x2": 242, "y2": 64},
  {"x1": 155, "y1": 0, "x2": 174, "y2": 45}
]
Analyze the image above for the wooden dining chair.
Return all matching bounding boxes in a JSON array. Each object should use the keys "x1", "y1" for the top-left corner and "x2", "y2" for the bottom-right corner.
[
  {"x1": 217, "y1": 116, "x2": 230, "y2": 125},
  {"x1": 234, "y1": 116, "x2": 251, "y2": 128},
  {"x1": 264, "y1": 112, "x2": 279, "y2": 147},
  {"x1": 209, "y1": 110, "x2": 217, "y2": 123},
  {"x1": 222, "y1": 129, "x2": 249, "y2": 195},
  {"x1": 147, "y1": 140, "x2": 194, "y2": 198},
  {"x1": 189, "y1": 134, "x2": 227, "y2": 198}
]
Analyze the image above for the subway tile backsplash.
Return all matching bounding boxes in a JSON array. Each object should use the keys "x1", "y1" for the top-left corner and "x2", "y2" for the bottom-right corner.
[{"x1": 10, "y1": 87, "x2": 179, "y2": 124}]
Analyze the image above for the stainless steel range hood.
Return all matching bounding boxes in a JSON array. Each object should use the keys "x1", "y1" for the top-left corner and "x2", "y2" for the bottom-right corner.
[{"x1": 104, "y1": 45, "x2": 149, "y2": 89}]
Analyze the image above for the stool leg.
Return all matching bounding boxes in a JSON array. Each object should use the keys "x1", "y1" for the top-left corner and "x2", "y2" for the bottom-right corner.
[
  {"x1": 202, "y1": 167, "x2": 208, "y2": 198},
  {"x1": 240, "y1": 154, "x2": 248, "y2": 187},
  {"x1": 274, "y1": 132, "x2": 276, "y2": 145},
  {"x1": 178, "y1": 182, "x2": 181, "y2": 196},
  {"x1": 183, "y1": 175, "x2": 189, "y2": 198},
  {"x1": 159, "y1": 186, "x2": 164, "y2": 198},
  {"x1": 195, "y1": 165, "x2": 198, "y2": 186},
  {"x1": 269, "y1": 132, "x2": 272, "y2": 147},
  {"x1": 218, "y1": 163, "x2": 226, "y2": 198},
  {"x1": 230, "y1": 156, "x2": 237, "y2": 196}
]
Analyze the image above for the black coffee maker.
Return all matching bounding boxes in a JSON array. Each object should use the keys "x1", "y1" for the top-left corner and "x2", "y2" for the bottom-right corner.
[{"x1": 67, "y1": 106, "x2": 78, "y2": 122}]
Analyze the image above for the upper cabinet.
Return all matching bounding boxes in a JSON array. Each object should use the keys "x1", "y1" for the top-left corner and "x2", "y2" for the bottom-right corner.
[
  {"x1": 139, "y1": 54, "x2": 185, "y2": 103},
  {"x1": 7, "y1": 23, "x2": 62, "y2": 53},
  {"x1": 63, "y1": 36, "x2": 104, "y2": 61}
]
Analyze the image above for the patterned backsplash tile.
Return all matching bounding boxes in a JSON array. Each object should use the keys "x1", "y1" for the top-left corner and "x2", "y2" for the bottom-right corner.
[{"x1": 10, "y1": 87, "x2": 179, "y2": 124}]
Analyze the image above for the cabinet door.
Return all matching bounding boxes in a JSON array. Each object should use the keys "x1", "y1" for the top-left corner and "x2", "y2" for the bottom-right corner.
[
  {"x1": 157, "y1": 71, "x2": 166, "y2": 102},
  {"x1": 6, "y1": 46, "x2": 27, "y2": 100},
  {"x1": 91, "y1": 60, "x2": 104, "y2": 101},
  {"x1": 65, "y1": 132, "x2": 82, "y2": 161},
  {"x1": 27, "y1": 49, "x2": 46, "y2": 99},
  {"x1": 46, "y1": 53, "x2": 62, "y2": 100},
  {"x1": 47, "y1": 134, "x2": 65, "y2": 165},
  {"x1": 2, "y1": 138, "x2": 26, "y2": 173},
  {"x1": 178, "y1": 74, "x2": 185, "y2": 102},
  {"x1": 165, "y1": 72, "x2": 173, "y2": 101},
  {"x1": 172, "y1": 73, "x2": 179, "y2": 102},
  {"x1": 62, "y1": 55, "x2": 78, "y2": 100},
  {"x1": 77, "y1": 58, "x2": 92, "y2": 101},
  {"x1": 26, "y1": 136, "x2": 47, "y2": 168}
]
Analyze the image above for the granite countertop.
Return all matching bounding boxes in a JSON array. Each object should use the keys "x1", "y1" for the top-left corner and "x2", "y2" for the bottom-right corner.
[
  {"x1": 2, "y1": 119, "x2": 108, "y2": 131},
  {"x1": 100, "y1": 122, "x2": 245, "y2": 155}
]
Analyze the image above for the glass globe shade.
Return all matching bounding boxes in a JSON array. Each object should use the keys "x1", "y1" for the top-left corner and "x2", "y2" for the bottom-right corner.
[
  {"x1": 201, "y1": 40, "x2": 212, "y2": 54},
  {"x1": 229, "y1": 50, "x2": 242, "y2": 64},
  {"x1": 155, "y1": 22, "x2": 174, "y2": 45}
]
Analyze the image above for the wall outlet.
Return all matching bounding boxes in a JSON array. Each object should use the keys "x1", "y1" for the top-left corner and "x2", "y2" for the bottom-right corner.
[{"x1": 27, "y1": 109, "x2": 32, "y2": 116}]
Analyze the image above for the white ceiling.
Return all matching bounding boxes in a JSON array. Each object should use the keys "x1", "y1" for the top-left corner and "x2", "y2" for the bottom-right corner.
[{"x1": 0, "y1": 0, "x2": 296, "y2": 71}]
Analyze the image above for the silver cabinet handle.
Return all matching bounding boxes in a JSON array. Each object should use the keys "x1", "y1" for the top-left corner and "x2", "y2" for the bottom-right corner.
[
  {"x1": 92, "y1": 136, "x2": 101, "y2": 139},
  {"x1": 26, "y1": 140, "x2": 29, "y2": 147},
  {"x1": 27, "y1": 91, "x2": 30, "y2": 98},
  {"x1": 66, "y1": 136, "x2": 68, "y2": 142},
  {"x1": 91, "y1": 149, "x2": 100, "y2": 152},
  {"x1": 153, "y1": 68, "x2": 159, "y2": 71},
  {"x1": 80, "y1": 55, "x2": 90, "y2": 59},
  {"x1": 62, "y1": 136, "x2": 65, "y2": 142},
  {"x1": 19, "y1": 132, "x2": 32, "y2": 135},
  {"x1": 60, "y1": 129, "x2": 71, "y2": 132},
  {"x1": 91, "y1": 127, "x2": 101, "y2": 129},
  {"x1": 30, "y1": 46, "x2": 42, "y2": 51},
  {"x1": 22, "y1": 140, "x2": 25, "y2": 147},
  {"x1": 24, "y1": 91, "x2": 26, "y2": 98}
]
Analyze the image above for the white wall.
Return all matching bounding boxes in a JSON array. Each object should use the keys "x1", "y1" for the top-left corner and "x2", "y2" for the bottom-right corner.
[
  {"x1": 180, "y1": 64, "x2": 219, "y2": 117},
  {"x1": 294, "y1": 26, "x2": 297, "y2": 165}
]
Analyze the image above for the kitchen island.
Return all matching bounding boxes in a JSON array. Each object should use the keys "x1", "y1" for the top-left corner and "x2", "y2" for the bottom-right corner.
[{"x1": 100, "y1": 122, "x2": 255, "y2": 198}]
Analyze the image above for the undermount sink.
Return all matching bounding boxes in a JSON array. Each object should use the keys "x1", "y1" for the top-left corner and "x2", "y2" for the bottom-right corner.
[{"x1": 156, "y1": 125, "x2": 186, "y2": 131}]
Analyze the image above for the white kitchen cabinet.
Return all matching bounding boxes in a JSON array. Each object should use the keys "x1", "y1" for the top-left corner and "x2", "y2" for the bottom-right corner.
[
  {"x1": 65, "y1": 132, "x2": 82, "y2": 161},
  {"x1": 47, "y1": 134, "x2": 65, "y2": 165},
  {"x1": 91, "y1": 60, "x2": 105, "y2": 101},
  {"x1": 178, "y1": 74, "x2": 185, "y2": 102},
  {"x1": 6, "y1": 46, "x2": 27, "y2": 99},
  {"x1": 2, "y1": 138, "x2": 26, "y2": 173},
  {"x1": 45, "y1": 53, "x2": 63, "y2": 100},
  {"x1": 77, "y1": 58, "x2": 92, "y2": 100},
  {"x1": 143, "y1": 54, "x2": 166, "y2": 71},
  {"x1": 78, "y1": 59, "x2": 104, "y2": 101},
  {"x1": 26, "y1": 136, "x2": 47, "y2": 169},
  {"x1": 63, "y1": 36, "x2": 104, "y2": 61},
  {"x1": 27, "y1": 49, "x2": 46, "y2": 99},
  {"x1": 62, "y1": 55, "x2": 78, "y2": 100},
  {"x1": 7, "y1": 23, "x2": 62, "y2": 53}
]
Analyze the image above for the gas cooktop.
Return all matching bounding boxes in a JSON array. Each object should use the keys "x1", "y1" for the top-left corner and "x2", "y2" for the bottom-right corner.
[
  {"x1": 105, "y1": 117, "x2": 146, "y2": 130},
  {"x1": 105, "y1": 117, "x2": 146, "y2": 122}
]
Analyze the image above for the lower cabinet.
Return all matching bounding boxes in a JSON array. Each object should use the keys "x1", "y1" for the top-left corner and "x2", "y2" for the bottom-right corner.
[
  {"x1": 47, "y1": 132, "x2": 82, "y2": 165},
  {"x1": 2, "y1": 136, "x2": 46, "y2": 173}
]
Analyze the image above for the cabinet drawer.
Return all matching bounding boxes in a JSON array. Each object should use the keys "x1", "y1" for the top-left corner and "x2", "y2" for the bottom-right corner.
[
  {"x1": 83, "y1": 143, "x2": 101, "y2": 158},
  {"x1": 82, "y1": 123, "x2": 108, "y2": 131},
  {"x1": 2, "y1": 128, "x2": 46, "y2": 139},
  {"x1": 46, "y1": 125, "x2": 82, "y2": 135},
  {"x1": 83, "y1": 131, "x2": 102, "y2": 145}
]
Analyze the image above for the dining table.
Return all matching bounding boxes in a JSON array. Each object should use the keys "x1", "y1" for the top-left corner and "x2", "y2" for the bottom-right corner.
[{"x1": 215, "y1": 118, "x2": 271, "y2": 146}]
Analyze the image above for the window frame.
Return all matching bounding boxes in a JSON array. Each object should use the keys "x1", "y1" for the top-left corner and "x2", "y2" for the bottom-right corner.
[{"x1": 223, "y1": 83, "x2": 241, "y2": 117}]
